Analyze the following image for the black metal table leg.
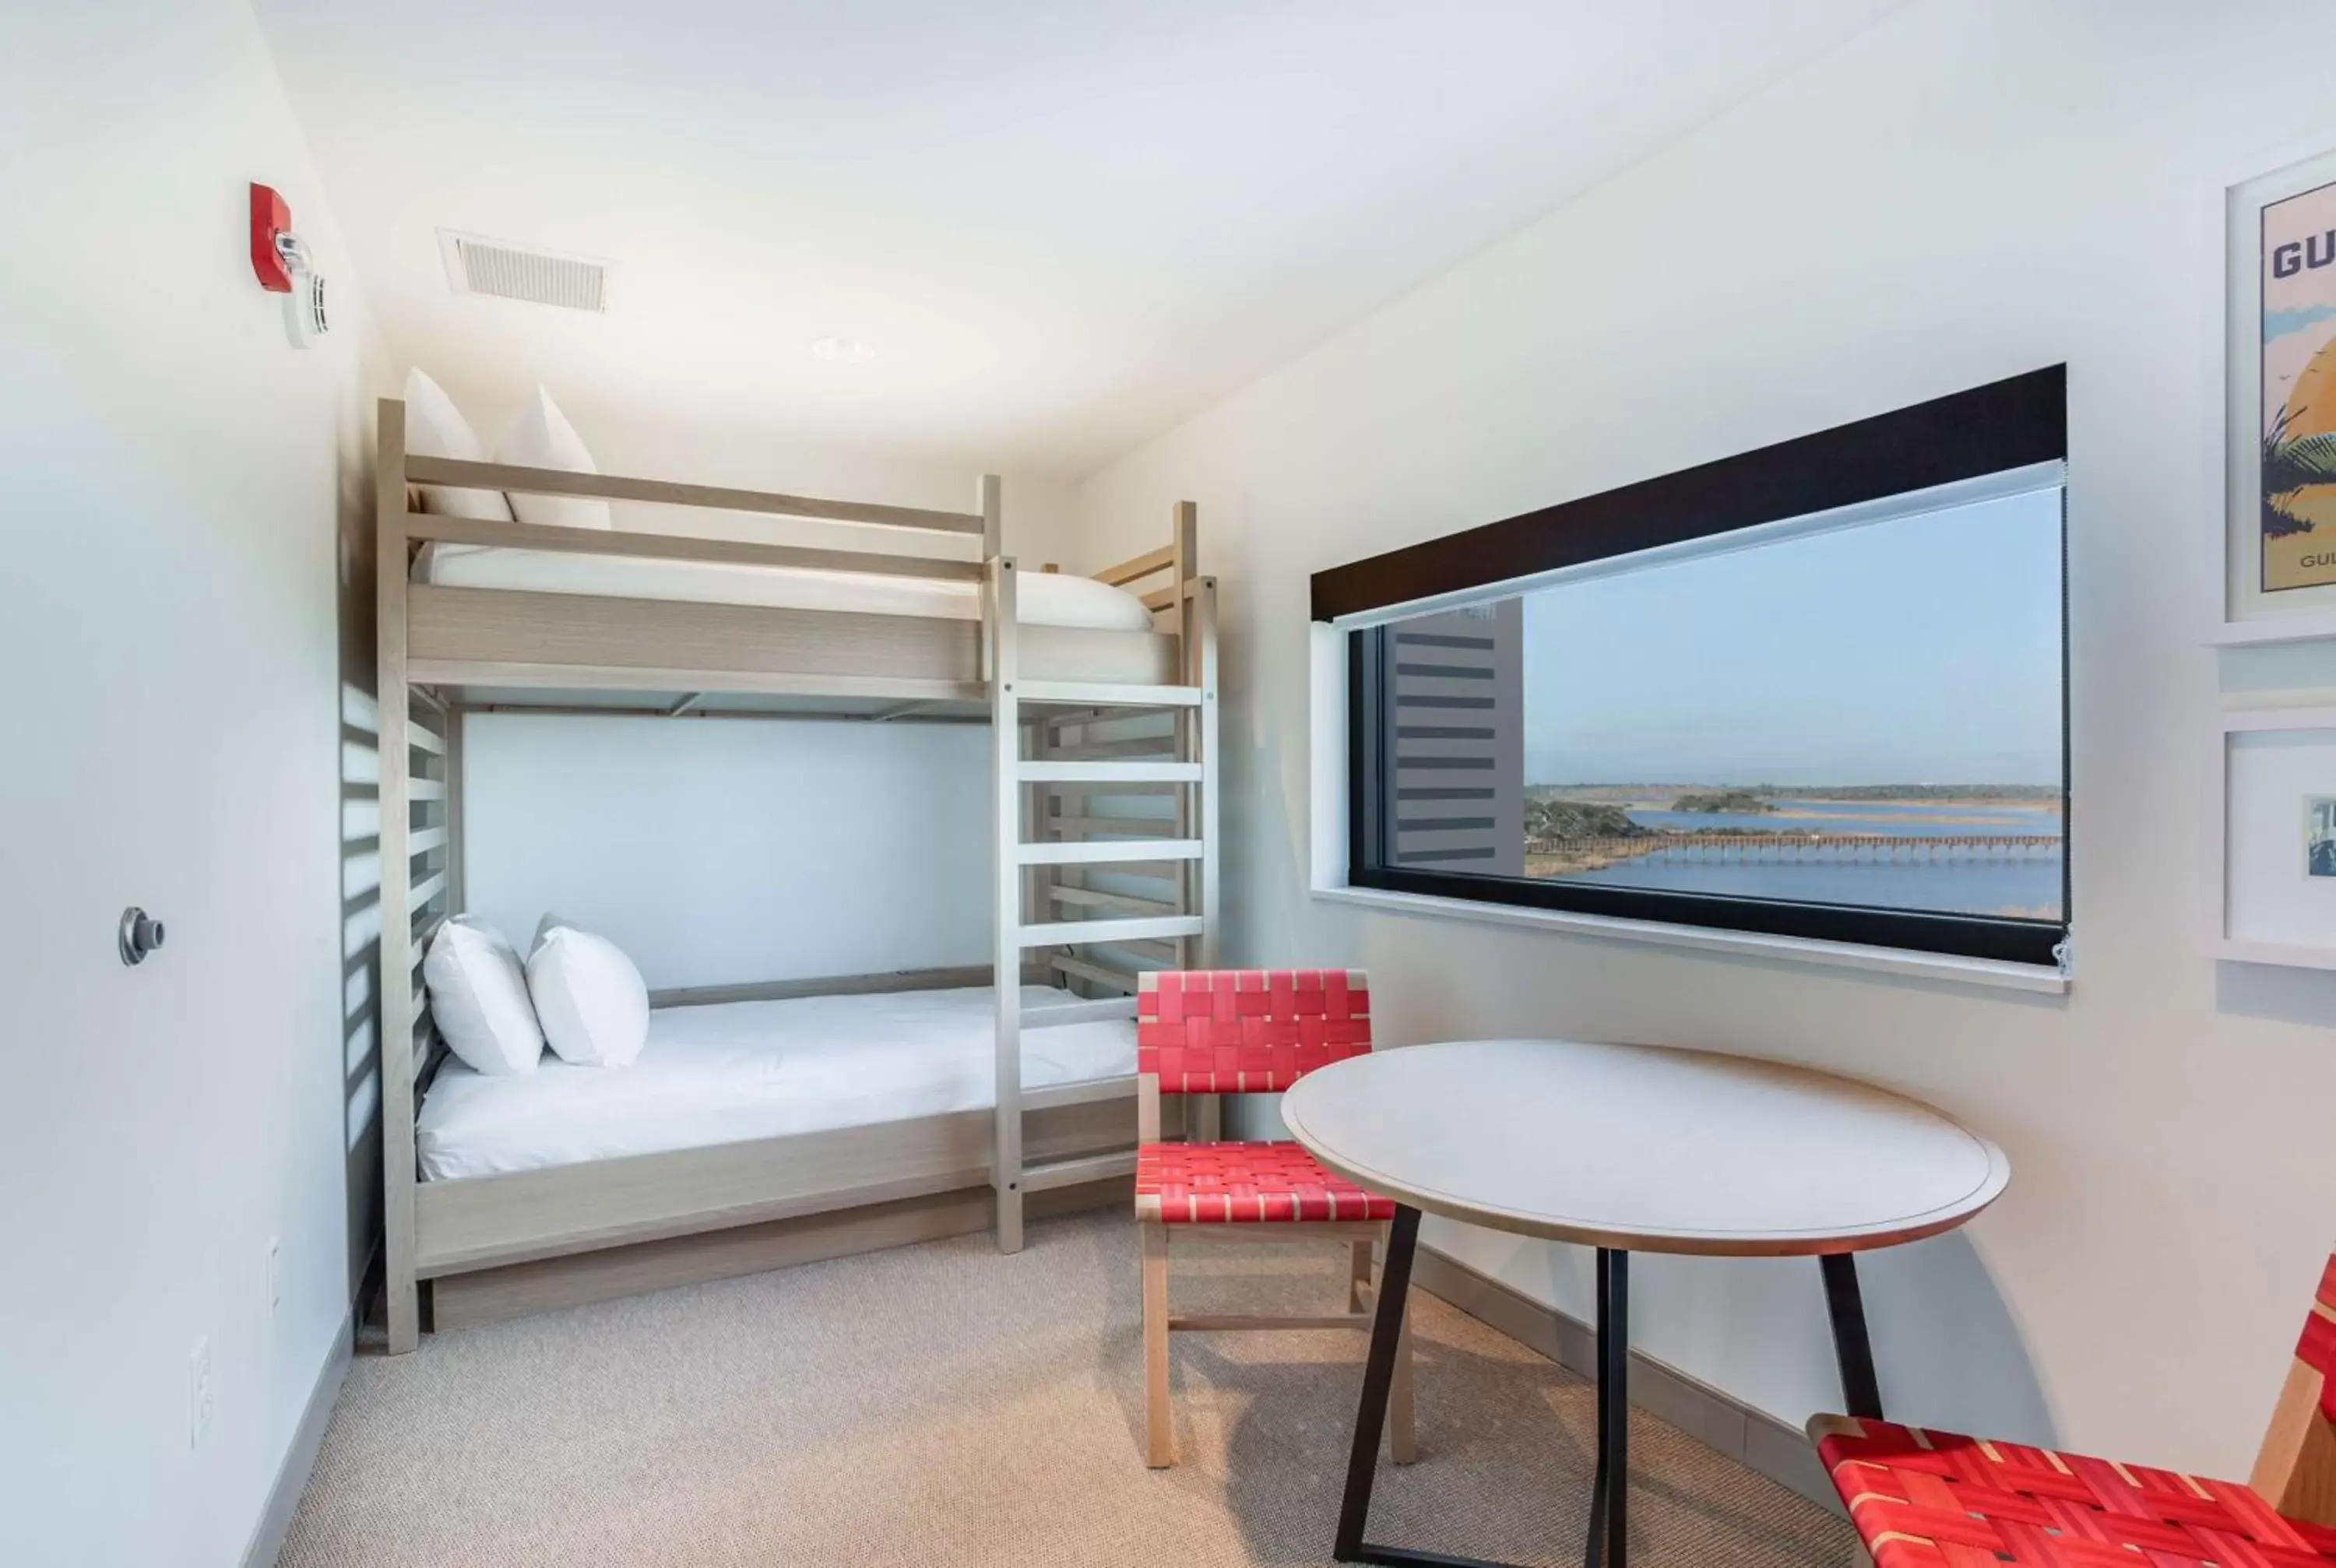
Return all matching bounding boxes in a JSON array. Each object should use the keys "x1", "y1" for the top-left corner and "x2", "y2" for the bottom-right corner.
[
  {"x1": 1336, "y1": 1204, "x2": 1421, "y2": 1561},
  {"x1": 1336, "y1": 1208, "x2": 1634, "y2": 1568},
  {"x1": 1582, "y1": 1249, "x2": 1627, "y2": 1568},
  {"x1": 1333, "y1": 1204, "x2": 1529, "y2": 1566},
  {"x1": 1331, "y1": 1231, "x2": 1885, "y2": 1563},
  {"x1": 1820, "y1": 1253, "x2": 1884, "y2": 1420},
  {"x1": 1583, "y1": 1250, "x2": 1611, "y2": 1564}
]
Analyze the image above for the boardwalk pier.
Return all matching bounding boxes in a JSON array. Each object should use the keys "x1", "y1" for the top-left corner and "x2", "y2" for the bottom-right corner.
[{"x1": 1528, "y1": 831, "x2": 2062, "y2": 870}]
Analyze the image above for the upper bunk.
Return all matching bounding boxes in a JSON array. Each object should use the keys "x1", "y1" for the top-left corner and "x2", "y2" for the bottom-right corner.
[{"x1": 372, "y1": 396, "x2": 1204, "y2": 719}]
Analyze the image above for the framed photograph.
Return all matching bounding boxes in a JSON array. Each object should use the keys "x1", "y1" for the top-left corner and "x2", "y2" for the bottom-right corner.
[
  {"x1": 2228, "y1": 147, "x2": 2336, "y2": 625},
  {"x1": 2213, "y1": 708, "x2": 2336, "y2": 965},
  {"x1": 2310, "y1": 795, "x2": 2336, "y2": 878}
]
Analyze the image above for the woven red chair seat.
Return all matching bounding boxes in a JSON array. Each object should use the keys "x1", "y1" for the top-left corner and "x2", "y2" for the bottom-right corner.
[
  {"x1": 1135, "y1": 1140, "x2": 1396, "y2": 1225},
  {"x1": 1811, "y1": 1415, "x2": 2336, "y2": 1566}
]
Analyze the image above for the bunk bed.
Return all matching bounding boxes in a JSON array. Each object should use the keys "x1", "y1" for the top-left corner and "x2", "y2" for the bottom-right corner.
[{"x1": 373, "y1": 396, "x2": 1219, "y2": 1352}]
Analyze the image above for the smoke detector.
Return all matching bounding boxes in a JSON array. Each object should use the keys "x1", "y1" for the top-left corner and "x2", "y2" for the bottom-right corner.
[{"x1": 437, "y1": 230, "x2": 611, "y2": 313}]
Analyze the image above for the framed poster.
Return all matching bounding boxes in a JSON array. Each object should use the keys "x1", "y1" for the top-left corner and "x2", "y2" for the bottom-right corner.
[{"x1": 2229, "y1": 147, "x2": 2336, "y2": 624}]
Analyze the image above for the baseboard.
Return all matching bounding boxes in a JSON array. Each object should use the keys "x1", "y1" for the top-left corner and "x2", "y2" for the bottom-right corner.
[
  {"x1": 431, "y1": 1176, "x2": 1132, "y2": 1331},
  {"x1": 241, "y1": 1305, "x2": 354, "y2": 1568},
  {"x1": 1410, "y1": 1245, "x2": 1842, "y2": 1515}
]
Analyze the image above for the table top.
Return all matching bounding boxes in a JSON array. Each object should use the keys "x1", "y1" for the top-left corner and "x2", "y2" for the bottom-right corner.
[{"x1": 1279, "y1": 1039, "x2": 2008, "y2": 1257}]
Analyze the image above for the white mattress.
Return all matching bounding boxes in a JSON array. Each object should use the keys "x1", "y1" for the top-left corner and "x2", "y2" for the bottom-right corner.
[
  {"x1": 417, "y1": 985, "x2": 1135, "y2": 1181},
  {"x1": 423, "y1": 545, "x2": 1156, "y2": 632}
]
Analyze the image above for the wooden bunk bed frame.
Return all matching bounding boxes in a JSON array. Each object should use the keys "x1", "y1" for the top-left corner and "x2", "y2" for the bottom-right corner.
[{"x1": 373, "y1": 396, "x2": 1218, "y2": 1352}]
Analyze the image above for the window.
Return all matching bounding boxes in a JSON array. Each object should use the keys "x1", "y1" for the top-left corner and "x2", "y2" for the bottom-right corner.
[{"x1": 1323, "y1": 368, "x2": 2068, "y2": 968}]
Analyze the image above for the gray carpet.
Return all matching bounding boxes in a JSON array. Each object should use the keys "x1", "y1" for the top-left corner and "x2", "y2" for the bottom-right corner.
[{"x1": 284, "y1": 1211, "x2": 1859, "y2": 1566}]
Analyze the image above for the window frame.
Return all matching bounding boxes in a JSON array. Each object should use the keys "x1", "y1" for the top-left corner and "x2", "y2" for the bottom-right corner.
[{"x1": 1321, "y1": 367, "x2": 2071, "y2": 972}]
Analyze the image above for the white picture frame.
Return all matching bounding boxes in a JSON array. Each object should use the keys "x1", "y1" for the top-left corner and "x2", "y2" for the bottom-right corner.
[{"x1": 2211, "y1": 707, "x2": 2336, "y2": 967}]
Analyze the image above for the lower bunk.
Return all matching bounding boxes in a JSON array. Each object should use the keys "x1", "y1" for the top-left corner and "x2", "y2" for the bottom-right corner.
[{"x1": 408, "y1": 979, "x2": 1162, "y2": 1331}]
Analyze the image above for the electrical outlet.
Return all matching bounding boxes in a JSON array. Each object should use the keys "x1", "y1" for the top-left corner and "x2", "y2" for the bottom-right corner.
[
  {"x1": 266, "y1": 1238, "x2": 282, "y2": 1324},
  {"x1": 188, "y1": 1338, "x2": 214, "y2": 1449}
]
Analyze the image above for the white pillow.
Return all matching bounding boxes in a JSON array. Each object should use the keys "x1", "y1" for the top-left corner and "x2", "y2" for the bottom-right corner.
[
  {"x1": 526, "y1": 917, "x2": 649, "y2": 1067},
  {"x1": 401, "y1": 368, "x2": 513, "y2": 522},
  {"x1": 497, "y1": 386, "x2": 611, "y2": 531},
  {"x1": 421, "y1": 916, "x2": 543, "y2": 1075}
]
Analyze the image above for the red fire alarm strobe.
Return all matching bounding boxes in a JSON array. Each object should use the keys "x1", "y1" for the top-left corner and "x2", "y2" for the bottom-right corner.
[
  {"x1": 251, "y1": 182, "x2": 294, "y2": 292},
  {"x1": 250, "y1": 182, "x2": 329, "y2": 346}
]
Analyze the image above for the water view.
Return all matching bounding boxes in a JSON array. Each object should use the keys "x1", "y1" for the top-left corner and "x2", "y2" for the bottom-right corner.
[
  {"x1": 1502, "y1": 483, "x2": 2066, "y2": 924},
  {"x1": 1377, "y1": 487, "x2": 2067, "y2": 925},
  {"x1": 1522, "y1": 787, "x2": 2064, "y2": 919}
]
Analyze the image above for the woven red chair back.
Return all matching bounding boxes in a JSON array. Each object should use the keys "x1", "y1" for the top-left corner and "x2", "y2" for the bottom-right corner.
[{"x1": 1135, "y1": 969, "x2": 1371, "y2": 1094}]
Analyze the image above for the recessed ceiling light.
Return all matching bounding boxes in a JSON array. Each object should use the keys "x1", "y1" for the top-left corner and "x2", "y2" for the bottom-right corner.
[{"x1": 811, "y1": 336, "x2": 875, "y2": 364}]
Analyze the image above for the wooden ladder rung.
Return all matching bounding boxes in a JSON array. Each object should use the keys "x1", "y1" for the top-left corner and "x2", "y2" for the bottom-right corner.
[
  {"x1": 1017, "y1": 915, "x2": 1205, "y2": 949},
  {"x1": 1017, "y1": 760, "x2": 1201, "y2": 784},
  {"x1": 408, "y1": 870, "x2": 449, "y2": 911},
  {"x1": 1050, "y1": 954, "x2": 1143, "y2": 994},
  {"x1": 1046, "y1": 814, "x2": 1177, "y2": 837},
  {"x1": 1019, "y1": 1150, "x2": 1138, "y2": 1193},
  {"x1": 1167, "y1": 1313, "x2": 1375, "y2": 1332},
  {"x1": 1015, "y1": 681, "x2": 1204, "y2": 708},
  {"x1": 1018, "y1": 838, "x2": 1201, "y2": 866},
  {"x1": 1049, "y1": 885, "x2": 1178, "y2": 916},
  {"x1": 1042, "y1": 736, "x2": 1189, "y2": 761}
]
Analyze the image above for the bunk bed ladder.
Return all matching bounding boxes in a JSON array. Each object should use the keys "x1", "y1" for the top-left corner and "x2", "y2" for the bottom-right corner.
[{"x1": 989, "y1": 499, "x2": 1219, "y2": 1254}]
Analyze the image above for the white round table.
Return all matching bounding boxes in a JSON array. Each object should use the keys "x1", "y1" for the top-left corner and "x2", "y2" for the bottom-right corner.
[{"x1": 1280, "y1": 1038, "x2": 2009, "y2": 1568}]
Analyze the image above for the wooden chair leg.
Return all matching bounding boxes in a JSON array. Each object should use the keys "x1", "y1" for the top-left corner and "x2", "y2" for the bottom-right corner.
[
  {"x1": 1349, "y1": 1238, "x2": 1374, "y2": 1313},
  {"x1": 1142, "y1": 1221, "x2": 1173, "y2": 1467}
]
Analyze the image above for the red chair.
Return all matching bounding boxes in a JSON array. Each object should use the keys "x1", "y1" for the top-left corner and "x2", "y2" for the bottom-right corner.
[
  {"x1": 1134, "y1": 969, "x2": 1416, "y2": 1468},
  {"x1": 1810, "y1": 1253, "x2": 2336, "y2": 1565}
]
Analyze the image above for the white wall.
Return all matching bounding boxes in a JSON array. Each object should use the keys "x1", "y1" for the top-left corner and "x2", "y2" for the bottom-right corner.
[
  {"x1": 0, "y1": 3, "x2": 380, "y2": 1564},
  {"x1": 463, "y1": 714, "x2": 990, "y2": 990},
  {"x1": 410, "y1": 371, "x2": 1084, "y2": 567},
  {"x1": 1075, "y1": 0, "x2": 2336, "y2": 1476}
]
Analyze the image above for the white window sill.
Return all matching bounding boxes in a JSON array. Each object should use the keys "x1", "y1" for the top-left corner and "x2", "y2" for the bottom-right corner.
[{"x1": 1310, "y1": 884, "x2": 2070, "y2": 995}]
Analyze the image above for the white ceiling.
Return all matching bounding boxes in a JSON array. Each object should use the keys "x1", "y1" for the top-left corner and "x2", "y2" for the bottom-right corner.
[{"x1": 254, "y1": 0, "x2": 1905, "y2": 474}]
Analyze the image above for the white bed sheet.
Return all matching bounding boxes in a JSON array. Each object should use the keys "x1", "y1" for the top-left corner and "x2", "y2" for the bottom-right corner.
[
  {"x1": 422, "y1": 545, "x2": 1156, "y2": 632},
  {"x1": 417, "y1": 985, "x2": 1135, "y2": 1181}
]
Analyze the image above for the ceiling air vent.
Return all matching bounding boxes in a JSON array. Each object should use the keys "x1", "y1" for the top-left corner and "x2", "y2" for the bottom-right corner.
[{"x1": 437, "y1": 230, "x2": 611, "y2": 312}]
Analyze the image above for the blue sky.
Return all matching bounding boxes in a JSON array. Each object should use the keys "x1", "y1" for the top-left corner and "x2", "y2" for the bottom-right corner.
[
  {"x1": 2268, "y1": 303, "x2": 2336, "y2": 342},
  {"x1": 1518, "y1": 487, "x2": 2063, "y2": 786}
]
